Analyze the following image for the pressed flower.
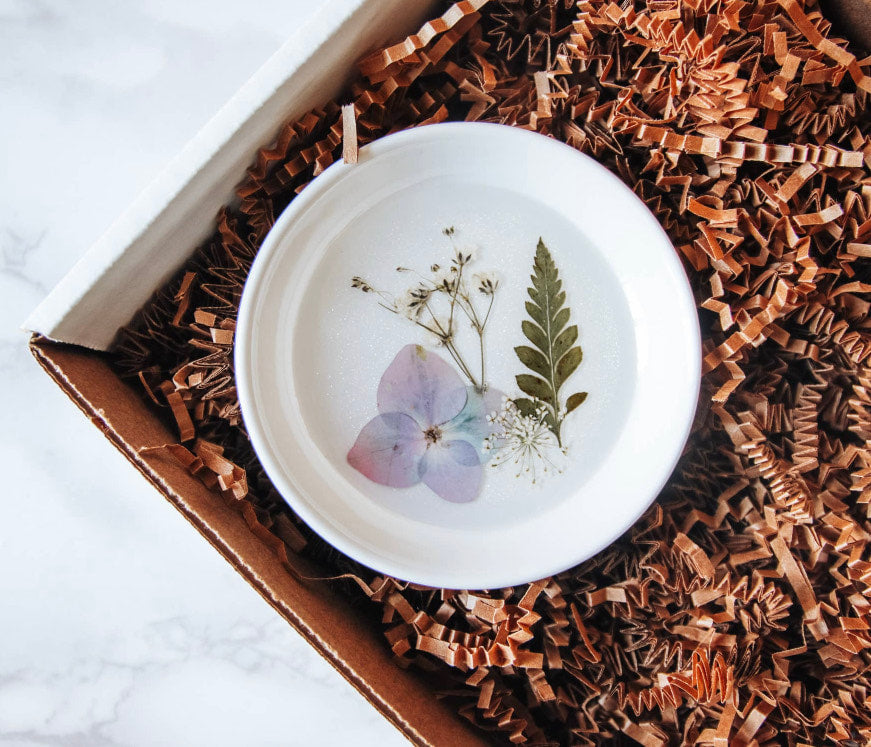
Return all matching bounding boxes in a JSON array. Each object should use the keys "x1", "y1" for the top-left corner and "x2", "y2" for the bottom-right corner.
[
  {"x1": 348, "y1": 232, "x2": 581, "y2": 495},
  {"x1": 428, "y1": 316, "x2": 453, "y2": 342},
  {"x1": 351, "y1": 276, "x2": 372, "y2": 292},
  {"x1": 399, "y1": 286, "x2": 431, "y2": 319},
  {"x1": 484, "y1": 399, "x2": 563, "y2": 483},
  {"x1": 350, "y1": 227, "x2": 502, "y2": 394},
  {"x1": 453, "y1": 244, "x2": 476, "y2": 266},
  {"x1": 348, "y1": 345, "x2": 502, "y2": 503},
  {"x1": 432, "y1": 266, "x2": 459, "y2": 293},
  {"x1": 472, "y1": 271, "x2": 499, "y2": 295}
]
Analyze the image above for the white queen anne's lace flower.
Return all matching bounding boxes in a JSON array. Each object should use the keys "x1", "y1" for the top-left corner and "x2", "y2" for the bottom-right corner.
[{"x1": 484, "y1": 399, "x2": 564, "y2": 483}]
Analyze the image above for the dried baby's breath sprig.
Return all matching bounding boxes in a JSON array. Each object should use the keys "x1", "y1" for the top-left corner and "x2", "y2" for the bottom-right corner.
[
  {"x1": 473, "y1": 272, "x2": 499, "y2": 296},
  {"x1": 428, "y1": 316, "x2": 453, "y2": 343},
  {"x1": 350, "y1": 275, "x2": 402, "y2": 316},
  {"x1": 433, "y1": 266, "x2": 460, "y2": 293},
  {"x1": 398, "y1": 286, "x2": 433, "y2": 320},
  {"x1": 453, "y1": 245, "x2": 476, "y2": 266},
  {"x1": 351, "y1": 227, "x2": 499, "y2": 391}
]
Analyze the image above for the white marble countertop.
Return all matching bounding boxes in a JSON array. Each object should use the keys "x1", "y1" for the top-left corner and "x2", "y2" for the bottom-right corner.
[{"x1": 1, "y1": 2, "x2": 407, "y2": 744}]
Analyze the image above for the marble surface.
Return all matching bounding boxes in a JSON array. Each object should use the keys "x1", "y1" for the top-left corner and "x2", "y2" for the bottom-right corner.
[{"x1": 1, "y1": 2, "x2": 407, "y2": 745}]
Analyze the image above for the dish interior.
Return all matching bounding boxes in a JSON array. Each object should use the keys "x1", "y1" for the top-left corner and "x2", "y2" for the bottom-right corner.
[{"x1": 291, "y1": 179, "x2": 636, "y2": 528}]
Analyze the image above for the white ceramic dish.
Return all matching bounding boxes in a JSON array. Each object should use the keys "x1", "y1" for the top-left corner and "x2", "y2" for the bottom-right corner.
[{"x1": 235, "y1": 122, "x2": 700, "y2": 589}]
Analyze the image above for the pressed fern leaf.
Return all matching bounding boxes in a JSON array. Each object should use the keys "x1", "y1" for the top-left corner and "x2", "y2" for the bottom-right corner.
[{"x1": 514, "y1": 238, "x2": 587, "y2": 444}]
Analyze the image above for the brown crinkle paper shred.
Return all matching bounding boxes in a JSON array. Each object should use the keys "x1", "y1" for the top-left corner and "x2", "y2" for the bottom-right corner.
[{"x1": 113, "y1": 0, "x2": 871, "y2": 743}]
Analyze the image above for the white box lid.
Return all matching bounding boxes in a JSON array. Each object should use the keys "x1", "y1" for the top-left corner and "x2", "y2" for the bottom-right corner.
[{"x1": 25, "y1": 0, "x2": 434, "y2": 351}]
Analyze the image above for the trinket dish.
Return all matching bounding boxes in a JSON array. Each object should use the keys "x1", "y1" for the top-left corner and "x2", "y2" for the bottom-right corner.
[{"x1": 235, "y1": 123, "x2": 700, "y2": 588}]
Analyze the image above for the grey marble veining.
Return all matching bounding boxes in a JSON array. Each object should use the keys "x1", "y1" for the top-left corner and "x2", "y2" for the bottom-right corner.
[{"x1": 1, "y1": 2, "x2": 406, "y2": 744}]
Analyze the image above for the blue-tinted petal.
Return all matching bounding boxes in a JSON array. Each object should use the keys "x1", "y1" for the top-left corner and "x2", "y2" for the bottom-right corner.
[
  {"x1": 442, "y1": 386, "x2": 506, "y2": 458},
  {"x1": 419, "y1": 439, "x2": 482, "y2": 503}
]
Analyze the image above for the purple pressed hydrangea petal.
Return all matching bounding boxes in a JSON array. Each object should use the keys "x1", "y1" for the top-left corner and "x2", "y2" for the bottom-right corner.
[
  {"x1": 377, "y1": 344, "x2": 467, "y2": 427},
  {"x1": 419, "y1": 439, "x2": 482, "y2": 503},
  {"x1": 347, "y1": 412, "x2": 426, "y2": 488}
]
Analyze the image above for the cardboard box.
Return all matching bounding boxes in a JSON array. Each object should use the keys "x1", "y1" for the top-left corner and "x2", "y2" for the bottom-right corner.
[{"x1": 24, "y1": 0, "x2": 871, "y2": 743}]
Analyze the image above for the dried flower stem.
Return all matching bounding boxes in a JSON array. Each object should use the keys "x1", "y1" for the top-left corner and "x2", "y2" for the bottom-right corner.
[
  {"x1": 425, "y1": 302, "x2": 479, "y2": 388},
  {"x1": 351, "y1": 228, "x2": 498, "y2": 392}
]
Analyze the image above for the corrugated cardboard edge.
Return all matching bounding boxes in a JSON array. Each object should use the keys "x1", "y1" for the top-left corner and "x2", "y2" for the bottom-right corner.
[{"x1": 30, "y1": 335, "x2": 489, "y2": 747}]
